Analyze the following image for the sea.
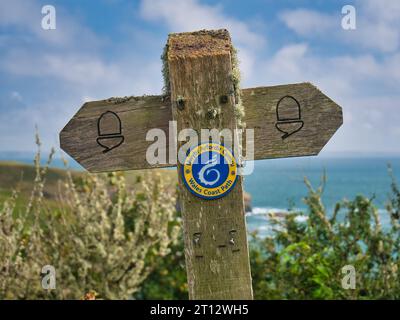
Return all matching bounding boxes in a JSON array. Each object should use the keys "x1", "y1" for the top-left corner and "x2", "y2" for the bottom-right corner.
[
  {"x1": 244, "y1": 156, "x2": 400, "y2": 236},
  {"x1": 2, "y1": 152, "x2": 400, "y2": 237}
]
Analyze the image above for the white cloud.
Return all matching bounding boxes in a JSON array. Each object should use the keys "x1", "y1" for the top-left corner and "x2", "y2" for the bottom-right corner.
[
  {"x1": 139, "y1": 0, "x2": 266, "y2": 90},
  {"x1": 259, "y1": 41, "x2": 399, "y2": 97},
  {"x1": 279, "y1": 9, "x2": 336, "y2": 36},
  {"x1": 0, "y1": 0, "x2": 103, "y2": 48},
  {"x1": 280, "y1": 1, "x2": 400, "y2": 53},
  {"x1": 0, "y1": 0, "x2": 38, "y2": 29},
  {"x1": 353, "y1": 19, "x2": 399, "y2": 53},
  {"x1": 0, "y1": 0, "x2": 164, "y2": 152},
  {"x1": 140, "y1": 0, "x2": 264, "y2": 48},
  {"x1": 1, "y1": 0, "x2": 399, "y2": 156},
  {"x1": 1, "y1": 50, "x2": 120, "y2": 87},
  {"x1": 363, "y1": 0, "x2": 400, "y2": 23},
  {"x1": 0, "y1": 0, "x2": 121, "y2": 95},
  {"x1": 266, "y1": 43, "x2": 310, "y2": 80},
  {"x1": 385, "y1": 53, "x2": 400, "y2": 80},
  {"x1": 253, "y1": 41, "x2": 400, "y2": 153},
  {"x1": 10, "y1": 91, "x2": 23, "y2": 102}
]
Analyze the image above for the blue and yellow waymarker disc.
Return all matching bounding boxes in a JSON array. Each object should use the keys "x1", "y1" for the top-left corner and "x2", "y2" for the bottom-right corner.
[{"x1": 182, "y1": 142, "x2": 238, "y2": 200}]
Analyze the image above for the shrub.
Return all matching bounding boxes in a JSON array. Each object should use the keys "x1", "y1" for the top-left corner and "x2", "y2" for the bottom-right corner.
[
  {"x1": 0, "y1": 135, "x2": 179, "y2": 299},
  {"x1": 1, "y1": 134, "x2": 400, "y2": 299},
  {"x1": 250, "y1": 173, "x2": 400, "y2": 299}
]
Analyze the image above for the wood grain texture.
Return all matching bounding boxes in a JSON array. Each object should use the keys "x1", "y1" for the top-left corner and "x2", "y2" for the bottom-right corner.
[
  {"x1": 242, "y1": 83, "x2": 343, "y2": 160},
  {"x1": 59, "y1": 83, "x2": 342, "y2": 172},
  {"x1": 60, "y1": 95, "x2": 173, "y2": 172},
  {"x1": 167, "y1": 29, "x2": 253, "y2": 300}
]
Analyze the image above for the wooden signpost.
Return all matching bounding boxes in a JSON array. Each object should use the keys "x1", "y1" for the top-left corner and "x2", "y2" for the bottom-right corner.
[{"x1": 60, "y1": 29, "x2": 343, "y2": 300}]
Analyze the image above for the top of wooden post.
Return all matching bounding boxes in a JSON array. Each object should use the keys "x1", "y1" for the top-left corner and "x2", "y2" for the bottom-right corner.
[{"x1": 167, "y1": 29, "x2": 232, "y2": 59}]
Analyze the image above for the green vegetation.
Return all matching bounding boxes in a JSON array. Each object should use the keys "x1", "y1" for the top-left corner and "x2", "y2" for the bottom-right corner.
[
  {"x1": 1, "y1": 140, "x2": 400, "y2": 299},
  {"x1": 250, "y1": 173, "x2": 400, "y2": 299},
  {"x1": 138, "y1": 173, "x2": 400, "y2": 300},
  {"x1": 0, "y1": 137, "x2": 179, "y2": 299}
]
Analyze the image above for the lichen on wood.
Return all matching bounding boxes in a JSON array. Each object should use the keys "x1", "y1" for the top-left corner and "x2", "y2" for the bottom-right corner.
[
  {"x1": 230, "y1": 45, "x2": 245, "y2": 128},
  {"x1": 166, "y1": 29, "x2": 231, "y2": 59},
  {"x1": 166, "y1": 28, "x2": 253, "y2": 300},
  {"x1": 161, "y1": 44, "x2": 170, "y2": 95},
  {"x1": 162, "y1": 29, "x2": 245, "y2": 128}
]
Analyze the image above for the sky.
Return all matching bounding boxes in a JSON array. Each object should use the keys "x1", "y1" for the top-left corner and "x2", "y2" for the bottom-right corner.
[{"x1": 0, "y1": 0, "x2": 399, "y2": 157}]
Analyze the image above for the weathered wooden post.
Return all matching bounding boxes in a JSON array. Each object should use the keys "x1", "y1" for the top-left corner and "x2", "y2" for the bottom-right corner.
[
  {"x1": 60, "y1": 29, "x2": 343, "y2": 300},
  {"x1": 166, "y1": 30, "x2": 253, "y2": 299}
]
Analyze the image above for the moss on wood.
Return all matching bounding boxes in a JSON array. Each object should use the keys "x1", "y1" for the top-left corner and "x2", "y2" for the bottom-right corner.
[{"x1": 162, "y1": 29, "x2": 245, "y2": 128}]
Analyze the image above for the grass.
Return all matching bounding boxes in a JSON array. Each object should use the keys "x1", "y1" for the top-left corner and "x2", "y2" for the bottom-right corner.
[
  {"x1": 0, "y1": 161, "x2": 74, "y2": 210},
  {"x1": 0, "y1": 161, "x2": 178, "y2": 209},
  {"x1": 0, "y1": 161, "x2": 251, "y2": 212},
  {"x1": 0, "y1": 151, "x2": 180, "y2": 299}
]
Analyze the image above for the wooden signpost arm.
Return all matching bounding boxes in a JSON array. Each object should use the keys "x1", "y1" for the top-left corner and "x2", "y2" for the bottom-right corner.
[
  {"x1": 60, "y1": 84, "x2": 342, "y2": 172},
  {"x1": 242, "y1": 83, "x2": 343, "y2": 159},
  {"x1": 166, "y1": 30, "x2": 253, "y2": 299},
  {"x1": 60, "y1": 95, "x2": 173, "y2": 172},
  {"x1": 59, "y1": 28, "x2": 343, "y2": 301}
]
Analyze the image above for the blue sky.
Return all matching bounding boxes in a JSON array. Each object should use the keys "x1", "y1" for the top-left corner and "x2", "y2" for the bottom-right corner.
[{"x1": 0, "y1": 0, "x2": 399, "y2": 156}]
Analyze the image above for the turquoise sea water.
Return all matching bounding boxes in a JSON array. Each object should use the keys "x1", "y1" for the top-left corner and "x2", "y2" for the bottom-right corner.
[
  {"x1": 2, "y1": 153, "x2": 400, "y2": 234},
  {"x1": 245, "y1": 156, "x2": 400, "y2": 210},
  {"x1": 243, "y1": 156, "x2": 400, "y2": 235}
]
